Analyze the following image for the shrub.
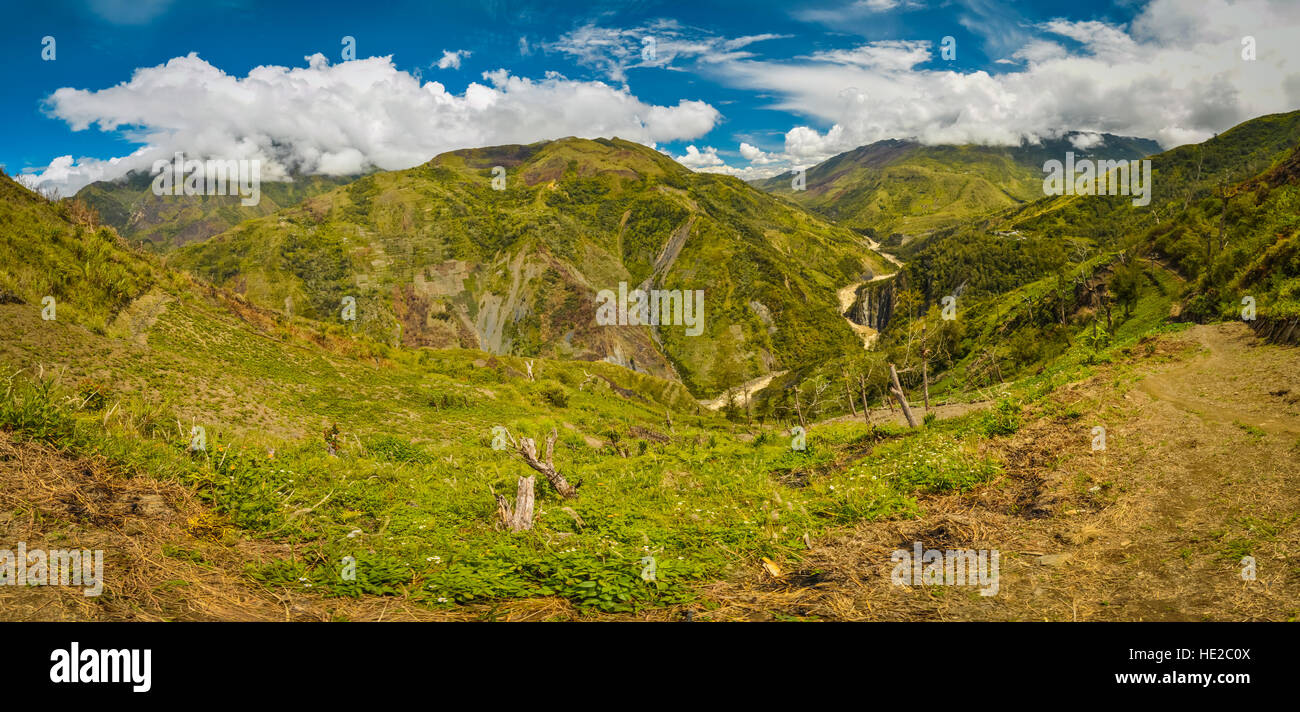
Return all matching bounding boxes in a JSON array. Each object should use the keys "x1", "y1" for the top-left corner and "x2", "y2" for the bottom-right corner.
[
  {"x1": 75, "y1": 378, "x2": 111, "y2": 411},
  {"x1": 539, "y1": 383, "x2": 569, "y2": 408},
  {"x1": 981, "y1": 398, "x2": 1022, "y2": 437},
  {"x1": 366, "y1": 435, "x2": 431, "y2": 464}
]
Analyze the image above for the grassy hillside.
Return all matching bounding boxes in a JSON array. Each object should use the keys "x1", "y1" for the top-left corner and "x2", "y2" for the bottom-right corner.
[
  {"x1": 756, "y1": 134, "x2": 1158, "y2": 240},
  {"x1": 0, "y1": 171, "x2": 1006, "y2": 616},
  {"x1": 1002, "y1": 111, "x2": 1300, "y2": 332},
  {"x1": 171, "y1": 137, "x2": 893, "y2": 396},
  {"x1": 76, "y1": 171, "x2": 355, "y2": 251},
  {"x1": 0, "y1": 171, "x2": 163, "y2": 332},
  {"x1": 838, "y1": 111, "x2": 1300, "y2": 408}
]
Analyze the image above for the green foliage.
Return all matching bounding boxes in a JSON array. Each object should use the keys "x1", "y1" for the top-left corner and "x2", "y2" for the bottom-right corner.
[
  {"x1": 0, "y1": 175, "x2": 157, "y2": 333},
  {"x1": 981, "y1": 398, "x2": 1023, "y2": 437},
  {"x1": 538, "y1": 382, "x2": 569, "y2": 408},
  {"x1": 365, "y1": 434, "x2": 431, "y2": 464},
  {"x1": 0, "y1": 373, "x2": 76, "y2": 443}
]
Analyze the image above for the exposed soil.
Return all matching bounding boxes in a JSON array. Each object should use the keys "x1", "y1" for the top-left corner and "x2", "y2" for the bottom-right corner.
[{"x1": 700, "y1": 323, "x2": 1300, "y2": 621}]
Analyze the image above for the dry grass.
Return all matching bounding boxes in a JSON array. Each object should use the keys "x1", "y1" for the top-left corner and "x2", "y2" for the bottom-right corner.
[{"x1": 692, "y1": 323, "x2": 1300, "y2": 621}]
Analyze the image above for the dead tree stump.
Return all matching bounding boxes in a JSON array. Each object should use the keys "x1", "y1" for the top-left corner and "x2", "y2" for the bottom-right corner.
[{"x1": 495, "y1": 475, "x2": 535, "y2": 531}]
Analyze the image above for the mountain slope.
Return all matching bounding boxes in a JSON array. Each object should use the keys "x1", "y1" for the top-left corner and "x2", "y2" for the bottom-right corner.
[
  {"x1": 846, "y1": 110, "x2": 1300, "y2": 403},
  {"x1": 76, "y1": 171, "x2": 356, "y2": 251},
  {"x1": 1000, "y1": 111, "x2": 1300, "y2": 332},
  {"x1": 0, "y1": 171, "x2": 161, "y2": 332},
  {"x1": 755, "y1": 133, "x2": 1159, "y2": 239},
  {"x1": 173, "y1": 137, "x2": 894, "y2": 395}
]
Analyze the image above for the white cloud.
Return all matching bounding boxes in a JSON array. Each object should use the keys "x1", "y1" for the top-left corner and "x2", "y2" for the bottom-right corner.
[
  {"x1": 855, "y1": 0, "x2": 922, "y2": 12},
  {"x1": 1068, "y1": 132, "x2": 1105, "y2": 151},
  {"x1": 673, "y1": 145, "x2": 724, "y2": 169},
  {"x1": 1009, "y1": 39, "x2": 1068, "y2": 65},
  {"x1": 738, "y1": 142, "x2": 781, "y2": 165},
  {"x1": 549, "y1": 21, "x2": 787, "y2": 82},
  {"x1": 25, "y1": 52, "x2": 721, "y2": 196},
  {"x1": 805, "y1": 40, "x2": 933, "y2": 72},
  {"x1": 702, "y1": 0, "x2": 1300, "y2": 165},
  {"x1": 436, "y1": 50, "x2": 471, "y2": 70}
]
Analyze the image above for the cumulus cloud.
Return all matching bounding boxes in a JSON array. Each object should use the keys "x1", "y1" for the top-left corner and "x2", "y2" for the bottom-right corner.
[
  {"x1": 1068, "y1": 132, "x2": 1105, "y2": 150},
  {"x1": 557, "y1": 1, "x2": 1299, "y2": 177},
  {"x1": 738, "y1": 142, "x2": 782, "y2": 165},
  {"x1": 672, "y1": 145, "x2": 724, "y2": 169},
  {"x1": 25, "y1": 52, "x2": 721, "y2": 196},
  {"x1": 704, "y1": 0, "x2": 1300, "y2": 167},
  {"x1": 436, "y1": 50, "x2": 470, "y2": 70}
]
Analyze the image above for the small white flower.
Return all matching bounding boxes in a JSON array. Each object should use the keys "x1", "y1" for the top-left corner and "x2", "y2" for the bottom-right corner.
[{"x1": 437, "y1": 597, "x2": 448, "y2": 603}]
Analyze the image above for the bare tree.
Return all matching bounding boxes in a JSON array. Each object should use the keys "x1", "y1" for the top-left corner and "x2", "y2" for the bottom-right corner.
[
  {"x1": 889, "y1": 363, "x2": 919, "y2": 427},
  {"x1": 791, "y1": 387, "x2": 807, "y2": 430},
  {"x1": 503, "y1": 428, "x2": 578, "y2": 499}
]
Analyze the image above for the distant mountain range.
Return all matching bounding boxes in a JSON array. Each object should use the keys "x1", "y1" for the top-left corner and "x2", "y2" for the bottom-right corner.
[
  {"x1": 754, "y1": 132, "x2": 1161, "y2": 240},
  {"x1": 76, "y1": 170, "x2": 356, "y2": 251}
]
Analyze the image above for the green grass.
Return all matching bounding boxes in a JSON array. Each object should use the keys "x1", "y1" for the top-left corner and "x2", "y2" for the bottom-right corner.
[{"x1": 0, "y1": 293, "x2": 1005, "y2": 613}]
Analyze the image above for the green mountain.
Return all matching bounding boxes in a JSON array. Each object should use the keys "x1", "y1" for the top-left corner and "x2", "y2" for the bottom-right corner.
[
  {"x1": 857, "y1": 110, "x2": 1300, "y2": 397},
  {"x1": 171, "y1": 137, "x2": 894, "y2": 395},
  {"x1": 0, "y1": 168, "x2": 1003, "y2": 618},
  {"x1": 76, "y1": 170, "x2": 355, "y2": 251},
  {"x1": 755, "y1": 133, "x2": 1159, "y2": 240}
]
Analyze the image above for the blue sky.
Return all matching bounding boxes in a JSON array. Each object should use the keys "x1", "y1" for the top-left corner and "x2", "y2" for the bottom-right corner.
[{"x1": 5, "y1": 0, "x2": 1299, "y2": 194}]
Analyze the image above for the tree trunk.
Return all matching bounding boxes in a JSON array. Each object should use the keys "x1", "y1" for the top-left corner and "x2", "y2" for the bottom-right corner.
[
  {"x1": 495, "y1": 475, "x2": 535, "y2": 531},
  {"x1": 922, "y1": 357, "x2": 931, "y2": 410},
  {"x1": 515, "y1": 428, "x2": 577, "y2": 498},
  {"x1": 793, "y1": 388, "x2": 807, "y2": 430},
  {"x1": 889, "y1": 363, "x2": 919, "y2": 428}
]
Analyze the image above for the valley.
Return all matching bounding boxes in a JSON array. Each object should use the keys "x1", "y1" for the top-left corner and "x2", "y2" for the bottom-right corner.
[{"x1": 2, "y1": 110, "x2": 1298, "y2": 622}]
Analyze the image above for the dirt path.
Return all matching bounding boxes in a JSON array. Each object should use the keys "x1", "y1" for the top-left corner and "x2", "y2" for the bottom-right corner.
[
  {"x1": 707, "y1": 323, "x2": 1300, "y2": 621},
  {"x1": 699, "y1": 371, "x2": 788, "y2": 411},
  {"x1": 813, "y1": 399, "x2": 991, "y2": 429}
]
